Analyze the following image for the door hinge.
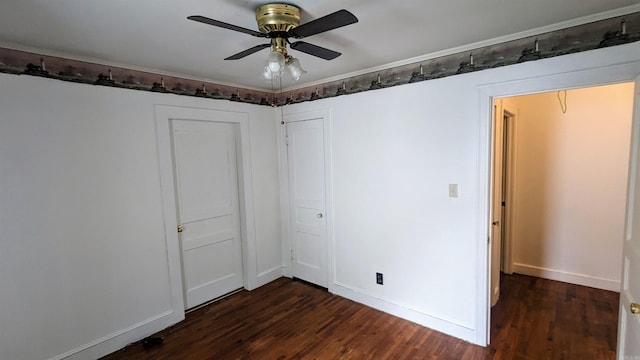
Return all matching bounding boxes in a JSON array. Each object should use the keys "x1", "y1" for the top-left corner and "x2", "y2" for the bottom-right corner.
[
  {"x1": 488, "y1": 237, "x2": 490, "y2": 244},
  {"x1": 290, "y1": 249, "x2": 294, "y2": 261},
  {"x1": 285, "y1": 136, "x2": 289, "y2": 146},
  {"x1": 501, "y1": 201, "x2": 506, "y2": 207}
]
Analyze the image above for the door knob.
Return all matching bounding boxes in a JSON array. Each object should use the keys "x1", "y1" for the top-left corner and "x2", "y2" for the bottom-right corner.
[
  {"x1": 317, "y1": 213, "x2": 323, "y2": 219},
  {"x1": 177, "y1": 225, "x2": 184, "y2": 233},
  {"x1": 632, "y1": 303, "x2": 640, "y2": 314}
]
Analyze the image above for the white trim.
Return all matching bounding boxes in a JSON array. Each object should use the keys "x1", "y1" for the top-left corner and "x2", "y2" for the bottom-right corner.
[
  {"x1": 49, "y1": 310, "x2": 178, "y2": 360},
  {"x1": 332, "y1": 282, "x2": 476, "y2": 343},
  {"x1": 477, "y1": 43, "x2": 640, "y2": 347},
  {"x1": 256, "y1": 265, "x2": 286, "y2": 288},
  {"x1": 512, "y1": 263, "x2": 621, "y2": 292},
  {"x1": 477, "y1": 86, "x2": 493, "y2": 346},
  {"x1": 624, "y1": 78, "x2": 640, "y2": 243},
  {"x1": 154, "y1": 106, "x2": 188, "y2": 315},
  {"x1": 324, "y1": 110, "x2": 336, "y2": 294},
  {"x1": 234, "y1": 118, "x2": 260, "y2": 291},
  {"x1": 488, "y1": 100, "x2": 500, "y2": 307},
  {"x1": 276, "y1": 108, "x2": 293, "y2": 278},
  {"x1": 502, "y1": 108, "x2": 518, "y2": 275}
]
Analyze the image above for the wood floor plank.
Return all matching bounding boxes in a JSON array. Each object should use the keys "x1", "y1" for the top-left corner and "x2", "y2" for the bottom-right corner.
[{"x1": 100, "y1": 273, "x2": 618, "y2": 360}]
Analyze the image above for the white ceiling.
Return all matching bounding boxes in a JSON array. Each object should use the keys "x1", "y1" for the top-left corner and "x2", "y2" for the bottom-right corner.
[{"x1": 0, "y1": 0, "x2": 638, "y2": 91}]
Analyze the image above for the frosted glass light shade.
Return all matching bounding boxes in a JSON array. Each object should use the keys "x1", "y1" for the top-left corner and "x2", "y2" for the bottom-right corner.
[
  {"x1": 262, "y1": 65, "x2": 274, "y2": 80},
  {"x1": 267, "y1": 51, "x2": 285, "y2": 73},
  {"x1": 287, "y1": 57, "x2": 306, "y2": 81}
]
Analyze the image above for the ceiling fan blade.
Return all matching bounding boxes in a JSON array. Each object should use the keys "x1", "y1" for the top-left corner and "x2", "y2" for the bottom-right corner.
[
  {"x1": 290, "y1": 41, "x2": 341, "y2": 60},
  {"x1": 288, "y1": 9, "x2": 358, "y2": 39},
  {"x1": 225, "y1": 43, "x2": 271, "y2": 60},
  {"x1": 188, "y1": 15, "x2": 267, "y2": 38}
]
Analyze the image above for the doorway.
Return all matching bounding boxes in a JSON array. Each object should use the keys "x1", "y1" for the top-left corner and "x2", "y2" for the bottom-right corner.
[
  {"x1": 490, "y1": 107, "x2": 515, "y2": 306},
  {"x1": 281, "y1": 109, "x2": 333, "y2": 289},
  {"x1": 488, "y1": 83, "x2": 635, "y2": 341},
  {"x1": 170, "y1": 119, "x2": 244, "y2": 309},
  {"x1": 155, "y1": 105, "x2": 258, "y2": 317}
]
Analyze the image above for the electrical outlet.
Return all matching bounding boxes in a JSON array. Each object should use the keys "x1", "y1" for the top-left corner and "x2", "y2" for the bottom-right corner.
[
  {"x1": 376, "y1": 272, "x2": 383, "y2": 285},
  {"x1": 449, "y1": 184, "x2": 458, "y2": 198}
]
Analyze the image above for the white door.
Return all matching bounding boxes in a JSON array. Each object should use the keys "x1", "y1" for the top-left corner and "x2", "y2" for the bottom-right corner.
[
  {"x1": 490, "y1": 103, "x2": 505, "y2": 306},
  {"x1": 618, "y1": 77, "x2": 640, "y2": 359},
  {"x1": 171, "y1": 119, "x2": 244, "y2": 309},
  {"x1": 286, "y1": 119, "x2": 328, "y2": 287}
]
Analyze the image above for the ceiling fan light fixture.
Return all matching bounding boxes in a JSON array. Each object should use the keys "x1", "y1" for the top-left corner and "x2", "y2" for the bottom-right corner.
[
  {"x1": 189, "y1": 5, "x2": 358, "y2": 83},
  {"x1": 262, "y1": 65, "x2": 275, "y2": 80},
  {"x1": 266, "y1": 50, "x2": 285, "y2": 73},
  {"x1": 286, "y1": 57, "x2": 306, "y2": 81}
]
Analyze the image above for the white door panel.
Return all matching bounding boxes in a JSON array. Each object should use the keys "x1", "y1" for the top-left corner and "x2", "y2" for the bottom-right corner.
[
  {"x1": 173, "y1": 126, "x2": 234, "y2": 221},
  {"x1": 619, "y1": 243, "x2": 640, "y2": 357},
  {"x1": 618, "y1": 77, "x2": 640, "y2": 359},
  {"x1": 181, "y1": 216, "x2": 234, "y2": 251},
  {"x1": 171, "y1": 120, "x2": 243, "y2": 309},
  {"x1": 287, "y1": 118, "x2": 328, "y2": 287}
]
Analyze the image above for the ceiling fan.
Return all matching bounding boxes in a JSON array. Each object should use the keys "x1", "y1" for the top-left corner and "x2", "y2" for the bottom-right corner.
[{"x1": 188, "y1": 3, "x2": 358, "y2": 80}]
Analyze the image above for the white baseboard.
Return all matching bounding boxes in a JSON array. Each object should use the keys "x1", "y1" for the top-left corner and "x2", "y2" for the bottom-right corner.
[
  {"x1": 254, "y1": 266, "x2": 285, "y2": 289},
  {"x1": 54, "y1": 267, "x2": 285, "y2": 359},
  {"x1": 512, "y1": 263, "x2": 621, "y2": 292},
  {"x1": 331, "y1": 282, "x2": 477, "y2": 345},
  {"x1": 50, "y1": 309, "x2": 184, "y2": 360}
]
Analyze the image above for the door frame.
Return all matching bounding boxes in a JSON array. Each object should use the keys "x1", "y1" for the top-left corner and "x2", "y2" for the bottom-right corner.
[
  {"x1": 477, "y1": 59, "x2": 640, "y2": 346},
  {"x1": 501, "y1": 109, "x2": 517, "y2": 275},
  {"x1": 277, "y1": 109, "x2": 334, "y2": 291},
  {"x1": 155, "y1": 105, "x2": 259, "y2": 315}
]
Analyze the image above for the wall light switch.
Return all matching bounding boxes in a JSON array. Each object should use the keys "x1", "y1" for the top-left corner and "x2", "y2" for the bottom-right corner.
[{"x1": 449, "y1": 184, "x2": 458, "y2": 198}]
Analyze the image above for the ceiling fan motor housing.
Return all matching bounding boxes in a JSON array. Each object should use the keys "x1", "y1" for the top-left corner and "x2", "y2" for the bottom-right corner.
[
  {"x1": 256, "y1": 4, "x2": 300, "y2": 55},
  {"x1": 255, "y1": 4, "x2": 300, "y2": 33}
]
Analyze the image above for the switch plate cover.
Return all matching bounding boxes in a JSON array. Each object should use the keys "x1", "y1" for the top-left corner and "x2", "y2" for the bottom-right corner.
[{"x1": 449, "y1": 184, "x2": 458, "y2": 198}]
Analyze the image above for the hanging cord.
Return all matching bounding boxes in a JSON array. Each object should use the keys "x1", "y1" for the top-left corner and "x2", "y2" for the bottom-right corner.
[
  {"x1": 268, "y1": 74, "x2": 285, "y2": 125},
  {"x1": 557, "y1": 90, "x2": 567, "y2": 114},
  {"x1": 269, "y1": 73, "x2": 276, "y2": 106},
  {"x1": 270, "y1": 74, "x2": 287, "y2": 125},
  {"x1": 279, "y1": 76, "x2": 285, "y2": 124},
  {"x1": 279, "y1": 75, "x2": 283, "y2": 104},
  {"x1": 268, "y1": 72, "x2": 285, "y2": 124}
]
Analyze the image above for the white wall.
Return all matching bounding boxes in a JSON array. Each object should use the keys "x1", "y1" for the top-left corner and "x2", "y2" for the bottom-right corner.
[
  {"x1": 280, "y1": 41, "x2": 640, "y2": 344},
  {"x1": 0, "y1": 73, "x2": 281, "y2": 360},
  {"x1": 503, "y1": 84, "x2": 633, "y2": 291},
  {"x1": 282, "y1": 75, "x2": 485, "y2": 341},
  {"x1": 250, "y1": 117, "x2": 284, "y2": 279}
]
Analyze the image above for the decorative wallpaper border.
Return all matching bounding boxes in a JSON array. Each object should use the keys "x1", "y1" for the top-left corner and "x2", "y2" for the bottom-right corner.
[
  {"x1": 0, "y1": 11, "x2": 638, "y2": 106},
  {"x1": 0, "y1": 47, "x2": 274, "y2": 105}
]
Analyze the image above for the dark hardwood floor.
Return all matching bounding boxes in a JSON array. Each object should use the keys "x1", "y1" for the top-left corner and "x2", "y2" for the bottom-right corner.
[{"x1": 100, "y1": 273, "x2": 619, "y2": 359}]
